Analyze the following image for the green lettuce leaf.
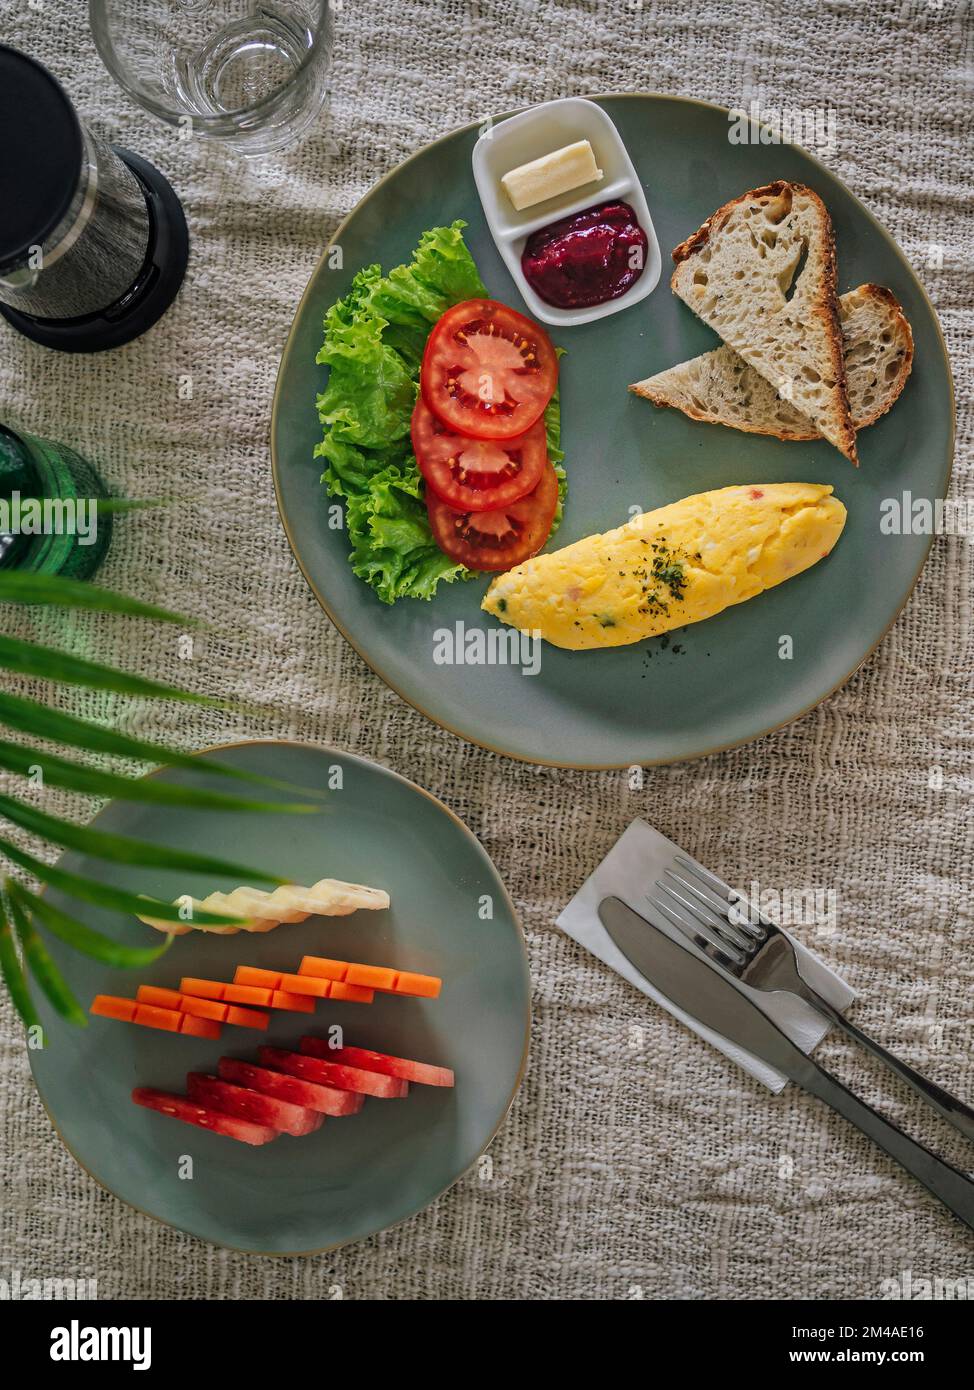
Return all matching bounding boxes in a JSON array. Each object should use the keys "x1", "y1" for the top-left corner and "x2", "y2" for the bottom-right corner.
[{"x1": 315, "y1": 221, "x2": 567, "y2": 604}]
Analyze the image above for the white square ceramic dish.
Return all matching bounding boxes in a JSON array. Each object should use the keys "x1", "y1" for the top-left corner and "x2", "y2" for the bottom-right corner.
[{"x1": 471, "y1": 97, "x2": 662, "y2": 328}]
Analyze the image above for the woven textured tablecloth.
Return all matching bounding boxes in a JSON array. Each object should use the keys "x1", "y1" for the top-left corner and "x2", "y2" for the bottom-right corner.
[{"x1": 1, "y1": 0, "x2": 972, "y2": 1300}]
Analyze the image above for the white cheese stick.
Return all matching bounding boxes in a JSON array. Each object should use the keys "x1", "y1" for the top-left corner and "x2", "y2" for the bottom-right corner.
[
  {"x1": 500, "y1": 140, "x2": 604, "y2": 212},
  {"x1": 135, "y1": 878, "x2": 391, "y2": 935}
]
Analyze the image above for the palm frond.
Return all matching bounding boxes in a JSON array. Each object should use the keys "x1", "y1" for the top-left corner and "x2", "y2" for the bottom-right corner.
[
  {"x1": 0, "y1": 794, "x2": 286, "y2": 881},
  {"x1": 0, "y1": 690, "x2": 326, "y2": 798},
  {"x1": 0, "y1": 570, "x2": 320, "y2": 1026},
  {"x1": 0, "y1": 901, "x2": 38, "y2": 1030},
  {"x1": 0, "y1": 572, "x2": 187, "y2": 622},
  {"x1": 0, "y1": 633, "x2": 221, "y2": 703},
  {"x1": 0, "y1": 742, "x2": 317, "y2": 813},
  {"x1": 9, "y1": 883, "x2": 172, "y2": 969},
  {"x1": 0, "y1": 837, "x2": 242, "y2": 926},
  {"x1": 6, "y1": 886, "x2": 87, "y2": 1026}
]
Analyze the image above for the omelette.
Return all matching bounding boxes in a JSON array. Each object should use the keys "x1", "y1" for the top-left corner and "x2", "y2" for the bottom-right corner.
[{"x1": 481, "y1": 483, "x2": 846, "y2": 651}]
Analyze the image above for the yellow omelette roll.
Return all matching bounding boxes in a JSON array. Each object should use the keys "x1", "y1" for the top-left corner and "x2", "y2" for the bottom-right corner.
[{"x1": 481, "y1": 482, "x2": 846, "y2": 651}]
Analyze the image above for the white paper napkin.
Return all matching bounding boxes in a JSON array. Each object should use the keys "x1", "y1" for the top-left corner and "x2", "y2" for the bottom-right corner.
[{"x1": 556, "y1": 819, "x2": 856, "y2": 1093}]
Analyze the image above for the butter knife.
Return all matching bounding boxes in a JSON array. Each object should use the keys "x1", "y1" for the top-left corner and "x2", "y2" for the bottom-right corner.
[{"x1": 598, "y1": 896, "x2": 974, "y2": 1232}]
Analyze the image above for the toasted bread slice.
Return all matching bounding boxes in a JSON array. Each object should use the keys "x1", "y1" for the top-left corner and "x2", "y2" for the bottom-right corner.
[
  {"x1": 670, "y1": 182, "x2": 858, "y2": 463},
  {"x1": 631, "y1": 284, "x2": 913, "y2": 440}
]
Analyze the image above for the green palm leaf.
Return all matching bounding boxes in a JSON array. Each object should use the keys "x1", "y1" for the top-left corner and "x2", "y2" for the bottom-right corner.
[
  {"x1": 0, "y1": 837, "x2": 241, "y2": 926},
  {"x1": 8, "y1": 882, "x2": 172, "y2": 969},
  {"x1": 0, "y1": 741, "x2": 317, "y2": 814},
  {"x1": 0, "y1": 633, "x2": 220, "y2": 703},
  {"x1": 6, "y1": 886, "x2": 87, "y2": 1026},
  {"x1": 0, "y1": 902, "x2": 38, "y2": 1030},
  {"x1": 0, "y1": 794, "x2": 286, "y2": 882},
  {"x1": 0, "y1": 691, "x2": 326, "y2": 799},
  {"x1": 0, "y1": 572, "x2": 187, "y2": 622}
]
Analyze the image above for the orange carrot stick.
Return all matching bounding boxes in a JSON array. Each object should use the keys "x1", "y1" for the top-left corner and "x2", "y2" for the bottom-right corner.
[
  {"x1": 298, "y1": 956, "x2": 347, "y2": 982},
  {"x1": 234, "y1": 966, "x2": 283, "y2": 989},
  {"x1": 133, "y1": 1003, "x2": 183, "y2": 1033},
  {"x1": 136, "y1": 985, "x2": 183, "y2": 1009},
  {"x1": 90, "y1": 994, "x2": 137, "y2": 1023},
  {"x1": 345, "y1": 964, "x2": 397, "y2": 991},
  {"x1": 225, "y1": 1004, "x2": 269, "y2": 1030},
  {"x1": 271, "y1": 989, "x2": 316, "y2": 1013},
  {"x1": 179, "y1": 1014, "x2": 222, "y2": 1040},
  {"x1": 298, "y1": 955, "x2": 440, "y2": 999},
  {"x1": 392, "y1": 971, "x2": 442, "y2": 1000},
  {"x1": 180, "y1": 977, "x2": 227, "y2": 1000},
  {"x1": 329, "y1": 982, "x2": 375, "y2": 1004},
  {"x1": 179, "y1": 995, "x2": 228, "y2": 1023},
  {"x1": 277, "y1": 973, "x2": 331, "y2": 998}
]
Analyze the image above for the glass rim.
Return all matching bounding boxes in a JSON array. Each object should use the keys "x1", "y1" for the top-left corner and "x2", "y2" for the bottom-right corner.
[{"x1": 87, "y1": 0, "x2": 331, "y2": 136}]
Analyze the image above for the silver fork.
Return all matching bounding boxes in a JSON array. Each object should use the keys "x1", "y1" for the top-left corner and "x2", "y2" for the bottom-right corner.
[{"x1": 648, "y1": 854, "x2": 974, "y2": 1147}]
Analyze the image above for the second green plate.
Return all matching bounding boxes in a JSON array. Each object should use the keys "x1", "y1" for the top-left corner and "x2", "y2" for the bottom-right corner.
[{"x1": 272, "y1": 94, "x2": 952, "y2": 767}]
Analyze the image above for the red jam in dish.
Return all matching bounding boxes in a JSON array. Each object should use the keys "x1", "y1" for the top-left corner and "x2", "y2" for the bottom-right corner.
[{"x1": 521, "y1": 200, "x2": 649, "y2": 309}]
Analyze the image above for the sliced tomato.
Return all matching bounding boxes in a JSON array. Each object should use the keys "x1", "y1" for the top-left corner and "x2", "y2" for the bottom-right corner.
[
  {"x1": 420, "y1": 298, "x2": 558, "y2": 440},
  {"x1": 426, "y1": 458, "x2": 559, "y2": 572},
  {"x1": 412, "y1": 398, "x2": 546, "y2": 511}
]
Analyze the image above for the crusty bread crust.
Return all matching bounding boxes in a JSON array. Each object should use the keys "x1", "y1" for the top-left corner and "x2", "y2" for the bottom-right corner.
[
  {"x1": 851, "y1": 285, "x2": 915, "y2": 426},
  {"x1": 670, "y1": 181, "x2": 858, "y2": 464},
  {"x1": 631, "y1": 283, "x2": 914, "y2": 441}
]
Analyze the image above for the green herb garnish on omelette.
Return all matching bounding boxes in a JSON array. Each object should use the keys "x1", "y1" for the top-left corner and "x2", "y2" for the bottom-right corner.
[{"x1": 315, "y1": 221, "x2": 565, "y2": 604}]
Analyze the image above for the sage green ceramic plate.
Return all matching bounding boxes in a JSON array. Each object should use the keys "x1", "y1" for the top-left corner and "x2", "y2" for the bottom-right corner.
[
  {"x1": 272, "y1": 94, "x2": 953, "y2": 767},
  {"x1": 27, "y1": 742, "x2": 529, "y2": 1255}
]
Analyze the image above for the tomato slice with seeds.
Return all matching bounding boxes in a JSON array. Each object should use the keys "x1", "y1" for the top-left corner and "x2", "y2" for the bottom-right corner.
[
  {"x1": 426, "y1": 458, "x2": 559, "y2": 572},
  {"x1": 420, "y1": 298, "x2": 558, "y2": 440},
  {"x1": 411, "y1": 397, "x2": 546, "y2": 512}
]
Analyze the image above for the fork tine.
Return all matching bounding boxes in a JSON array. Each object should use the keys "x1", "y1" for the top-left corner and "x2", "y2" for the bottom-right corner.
[
  {"x1": 647, "y1": 890, "x2": 749, "y2": 971},
  {"x1": 658, "y1": 873, "x2": 756, "y2": 952},
  {"x1": 672, "y1": 850, "x2": 772, "y2": 928},
  {"x1": 671, "y1": 858, "x2": 768, "y2": 942},
  {"x1": 673, "y1": 854, "x2": 734, "y2": 900}
]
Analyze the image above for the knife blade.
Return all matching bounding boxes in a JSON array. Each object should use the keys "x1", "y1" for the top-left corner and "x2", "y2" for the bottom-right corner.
[
  {"x1": 598, "y1": 894, "x2": 812, "y2": 1082},
  {"x1": 597, "y1": 895, "x2": 974, "y2": 1230}
]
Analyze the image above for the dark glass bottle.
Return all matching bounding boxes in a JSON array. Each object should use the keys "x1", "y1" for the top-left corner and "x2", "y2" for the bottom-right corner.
[{"x1": 0, "y1": 425, "x2": 113, "y2": 579}]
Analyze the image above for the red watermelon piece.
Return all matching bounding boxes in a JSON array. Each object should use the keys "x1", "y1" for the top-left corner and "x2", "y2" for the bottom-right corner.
[
  {"x1": 218, "y1": 1058, "x2": 364, "y2": 1116},
  {"x1": 302, "y1": 1040, "x2": 454, "y2": 1088},
  {"x1": 131, "y1": 1087, "x2": 278, "y2": 1146},
  {"x1": 259, "y1": 1046, "x2": 408, "y2": 1098},
  {"x1": 187, "y1": 1073, "x2": 323, "y2": 1137}
]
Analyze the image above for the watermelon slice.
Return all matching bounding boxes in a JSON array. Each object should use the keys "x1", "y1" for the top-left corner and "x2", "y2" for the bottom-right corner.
[
  {"x1": 132, "y1": 1087, "x2": 278, "y2": 1145},
  {"x1": 218, "y1": 1058, "x2": 364, "y2": 1116},
  {"x1": 187, "y1": 1073, "x2": 323, "y2": 1137},
  {"x1": 260, "y1": 1045, "x2": 408, "y2": 1098},
  {"x1": 301, "y1": 1040, "x2": 455, "y2": 1087}
]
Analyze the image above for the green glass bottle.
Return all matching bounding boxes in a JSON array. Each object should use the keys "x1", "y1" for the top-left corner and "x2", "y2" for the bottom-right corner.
[{"x1": 0, "y1": 425, "x2": 113, "y2": 579}]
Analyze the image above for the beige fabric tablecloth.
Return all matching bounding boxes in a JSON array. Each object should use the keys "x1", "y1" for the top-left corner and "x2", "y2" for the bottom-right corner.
[{"x1": 1, "y1": 0, "x2": 972, "y2": 1300}]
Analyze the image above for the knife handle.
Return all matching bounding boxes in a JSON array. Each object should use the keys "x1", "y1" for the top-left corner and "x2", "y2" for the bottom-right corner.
[
  {"x1": 795, "y1": 1054, "x2": 974, "y2": 1231},
  {"x1": 792, "y1": 980, "x2": 974, "y2": 1147}
]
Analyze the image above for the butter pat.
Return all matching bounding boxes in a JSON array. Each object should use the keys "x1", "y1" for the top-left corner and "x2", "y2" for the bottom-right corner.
[{"x1": 500, "y1": 140, "x2": 604, "y2": 212}]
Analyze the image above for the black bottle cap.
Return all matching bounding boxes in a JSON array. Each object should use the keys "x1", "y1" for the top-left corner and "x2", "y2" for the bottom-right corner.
[
  {"x1": 0, "y1": 45, "x2": 84, "y2": 274},
  {"x1": 0, "y1": 148, "x2": 190, "y2": 353}
]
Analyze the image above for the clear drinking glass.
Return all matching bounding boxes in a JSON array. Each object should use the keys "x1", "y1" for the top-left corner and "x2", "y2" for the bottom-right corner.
[{"x1": 89, "y1": 1, "x2": 333, "y2": 156}]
